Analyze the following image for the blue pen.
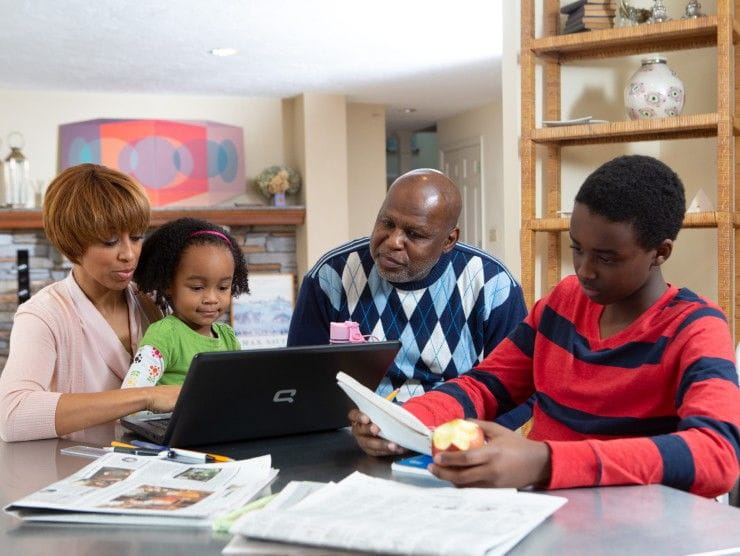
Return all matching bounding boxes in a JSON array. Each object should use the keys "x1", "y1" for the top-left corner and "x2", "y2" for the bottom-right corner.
[{"x1": 130, "y1": 439, "x2": 168, "y2": 451}]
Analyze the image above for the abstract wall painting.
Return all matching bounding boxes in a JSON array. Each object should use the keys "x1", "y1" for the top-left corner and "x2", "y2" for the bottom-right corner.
[{"x1": 59, "y1": 118, "x2": 244, "y2": 207}]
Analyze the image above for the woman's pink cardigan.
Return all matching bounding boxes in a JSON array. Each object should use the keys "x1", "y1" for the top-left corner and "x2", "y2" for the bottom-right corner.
[{"x1": 0, "y1": 273, "x2": 149, "y2": 441}]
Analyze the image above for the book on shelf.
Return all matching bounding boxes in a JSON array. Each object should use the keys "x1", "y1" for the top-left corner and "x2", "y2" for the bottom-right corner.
[
  {"x1": 567, "y1": 4, "x2": 616, "y2": 18},
  {"x1": 563, "y1": 13, "x2": 614, "y2": 33},
  {"x1": 227, "y1": 472, "x2": 568, "y2": 556},
  {"x1": 582, "y1": 15, "x2": 614, "y2": 27},
  {"x1": 5, "y1": 452, "x2": 278, "y2": 527},
  {"x1": 560, "y1": 0, "x2": 613, "y2": 15},
  {"x1": 560, "y1": 0, "x2": 586, "y2": 14},
  {"x1": 336, "y1": 371, "x2": 432, "y2": 455}
]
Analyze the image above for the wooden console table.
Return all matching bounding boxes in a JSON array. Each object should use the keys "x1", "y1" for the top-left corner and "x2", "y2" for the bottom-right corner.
[{"x1": 0, "y1": 206, "x2": 306, "y2": 230}]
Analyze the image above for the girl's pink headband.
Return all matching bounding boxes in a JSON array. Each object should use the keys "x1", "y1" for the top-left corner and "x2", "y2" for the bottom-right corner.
[{"x1": 190, "y1": 230, "x2": 232, "y2": 247}]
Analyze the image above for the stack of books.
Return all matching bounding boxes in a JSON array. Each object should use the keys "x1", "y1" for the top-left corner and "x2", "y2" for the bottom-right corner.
[{"x1": 561, "y1": 0, "x2": 616, "y2": 34}]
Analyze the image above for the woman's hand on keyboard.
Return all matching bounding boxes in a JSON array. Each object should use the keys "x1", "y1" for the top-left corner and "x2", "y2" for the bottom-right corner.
[{"x1": 146, "y1": 385, "x2": 181, "y2": 413}]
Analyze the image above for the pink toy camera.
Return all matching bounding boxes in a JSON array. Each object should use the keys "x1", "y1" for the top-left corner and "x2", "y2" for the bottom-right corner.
[{"x1": 330, "y1": 321, "x2": 366, "y2": 343}]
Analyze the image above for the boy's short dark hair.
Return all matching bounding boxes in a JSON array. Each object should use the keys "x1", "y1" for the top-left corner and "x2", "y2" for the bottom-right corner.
[{"x1": 575, "y1": 155, "x2": 686, "y2": 249}]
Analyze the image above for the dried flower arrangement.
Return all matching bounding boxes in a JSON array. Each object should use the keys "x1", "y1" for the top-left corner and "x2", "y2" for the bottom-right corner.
[{"x1": 254, "y1": 165, "x2": 301, "y2": 198}]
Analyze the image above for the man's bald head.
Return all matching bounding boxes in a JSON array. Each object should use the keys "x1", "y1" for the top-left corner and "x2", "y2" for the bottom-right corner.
[
  {"x1": 370, "y1": 169, "x2": 461, "y2": 283},
  {"x1": 385, "y1": 169, "x2": 462, "y2": 232}
]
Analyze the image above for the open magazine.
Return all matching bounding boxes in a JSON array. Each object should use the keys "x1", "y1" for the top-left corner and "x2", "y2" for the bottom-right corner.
[
  {"x1": 5, "y1": 452, "x2": 278, "y2": 527},
  {"x1": 336, "y1": 371, "x2": 432, "y2": 454},
  {"x1": 227, "y1": 472, "x2": 567, "y2": 556}
]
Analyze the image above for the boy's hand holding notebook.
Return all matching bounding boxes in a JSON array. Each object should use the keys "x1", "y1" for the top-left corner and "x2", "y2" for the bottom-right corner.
[{"x1": 336, "y1": 371, "x2": 432, "y2": 454}]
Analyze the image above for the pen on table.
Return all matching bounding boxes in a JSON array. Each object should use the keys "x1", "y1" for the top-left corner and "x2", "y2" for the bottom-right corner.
[
  {"x1": 104, "y1": 446, "x2": 161, "y2": 456},
  {"x1": 166, "y1": 447, "x2": 233, "y2": 463},
  {"x1": 129, "y1": 439, "x2": 169, "y2": 451},
  {"x1": 110, "y1": 440, "x2": 138, "y2": 449},
  {"x1": 385, "y1": 388, "x2": 400, "y2": 402}
]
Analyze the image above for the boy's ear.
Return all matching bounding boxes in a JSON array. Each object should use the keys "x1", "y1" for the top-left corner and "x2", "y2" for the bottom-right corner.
[{"x1": 652, "y1": 239, "x2": 674, "y2": 267}]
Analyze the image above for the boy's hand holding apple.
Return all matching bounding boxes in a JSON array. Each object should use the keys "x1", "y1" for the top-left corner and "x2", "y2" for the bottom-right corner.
[
  {"x1": 431, "y1": 418, "x2": 486, "y2": 455},
  {"x1": 430, "y1": 419, "x2": 552, "y2": 489}
]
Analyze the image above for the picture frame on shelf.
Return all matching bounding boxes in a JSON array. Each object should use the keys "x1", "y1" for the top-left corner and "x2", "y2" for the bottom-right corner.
[{"x1": 230, "y1": 273, "x2": 295, "y2": 349}]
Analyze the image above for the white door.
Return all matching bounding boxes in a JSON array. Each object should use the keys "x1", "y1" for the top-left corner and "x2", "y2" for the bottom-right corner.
[{"x1": 441, "y1": 141, "x2": 483, "y2": 248}]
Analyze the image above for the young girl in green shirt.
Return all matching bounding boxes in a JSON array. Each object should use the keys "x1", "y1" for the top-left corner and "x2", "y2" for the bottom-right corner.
[{"x1": 121, "y1": 217, "x2": 250, "y2": 387}]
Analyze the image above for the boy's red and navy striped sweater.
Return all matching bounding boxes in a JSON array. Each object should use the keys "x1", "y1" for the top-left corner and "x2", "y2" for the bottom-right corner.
[{"x1": 404, "y1": 275, "x2": 740, "y2": 498}]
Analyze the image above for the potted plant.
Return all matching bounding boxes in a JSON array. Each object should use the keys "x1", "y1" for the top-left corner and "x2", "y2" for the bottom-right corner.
[{"x1": 254, "y1": 165, "x2": 301, "y2": 206}]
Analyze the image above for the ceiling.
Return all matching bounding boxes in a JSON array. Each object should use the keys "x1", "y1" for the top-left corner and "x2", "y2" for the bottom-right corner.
[{"x1": 0, "y1": 0, "x2": 503, "y2": 132}]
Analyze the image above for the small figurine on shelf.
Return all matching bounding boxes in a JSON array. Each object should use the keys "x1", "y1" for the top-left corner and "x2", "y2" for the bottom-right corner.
[
  {"x1": 647, "y1": 0, "x2": 670, "y2": 23},
  {"x1": 683, "y1": 0, "x2": 704, "y2": 19},
  {"x1": 254, "y1": 165, "x2": 301, "y2": 207},
  {"x1": 617, "y1": 0, "x2": 651, "y2": 27}
]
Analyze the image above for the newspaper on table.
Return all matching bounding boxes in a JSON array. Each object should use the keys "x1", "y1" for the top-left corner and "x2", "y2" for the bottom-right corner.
[
  {"x1": 227, "y1": 471, "x2": 567, "y2": 556},
  {"x1": 5, "y1": 452, "x2": 278, "y2": 527}
]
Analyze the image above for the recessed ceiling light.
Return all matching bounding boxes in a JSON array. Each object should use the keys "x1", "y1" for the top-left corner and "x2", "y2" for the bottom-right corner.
[
  {"x1": 402, "y1": 108, "x2": 417, "y2": 113},
  {"x1": 209, "y1": 47, "x2": 238, "y2": 57}
]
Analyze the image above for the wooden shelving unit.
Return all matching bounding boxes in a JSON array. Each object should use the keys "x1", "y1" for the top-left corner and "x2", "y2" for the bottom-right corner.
[
  {"x1": 520, "y1": 1, "x2": 739, "y2": 335},
  {"x1": 0, "y1": 206, "x2": 306, "y2": 231}
]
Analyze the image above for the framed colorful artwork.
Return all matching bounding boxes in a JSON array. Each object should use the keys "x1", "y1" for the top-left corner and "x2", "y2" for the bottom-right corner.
[{"x1": 231, "y1": 273, "x2": 295, "y2": 349}]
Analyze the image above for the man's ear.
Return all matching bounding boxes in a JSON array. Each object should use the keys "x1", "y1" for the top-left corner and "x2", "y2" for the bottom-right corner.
[
  {"x1": 652, "y1": 239, "x2": 674, "y2": 267},
  {"x1": 442, "y1": 226, "x2": 460, "y2": 253}
]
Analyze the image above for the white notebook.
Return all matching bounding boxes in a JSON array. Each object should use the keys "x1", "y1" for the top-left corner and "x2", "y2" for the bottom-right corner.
[{"x1": 336, "y1": 371, "x2": 432, "y2": 455}]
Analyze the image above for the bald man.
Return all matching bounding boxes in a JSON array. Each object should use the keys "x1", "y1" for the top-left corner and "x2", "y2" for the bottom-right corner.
[{"x1": 287, "y1": 169, "x2": 527, "y2": 401}]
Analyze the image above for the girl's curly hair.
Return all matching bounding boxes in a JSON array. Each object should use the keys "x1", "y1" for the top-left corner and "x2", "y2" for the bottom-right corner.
[{"x1": 134, "y1": 217, "x2": 249, "y2": 312}]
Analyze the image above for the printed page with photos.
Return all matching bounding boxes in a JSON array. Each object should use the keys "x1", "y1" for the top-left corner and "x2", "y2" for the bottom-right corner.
[
  {"x1": 229, "y1": 472, "x2": 567, "y2": 556},
  {"x1": 5, "y1": 452, "x2": 278, "y2": 527}
]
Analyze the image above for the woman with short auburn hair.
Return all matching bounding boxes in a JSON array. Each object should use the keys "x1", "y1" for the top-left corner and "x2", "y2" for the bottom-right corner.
[{"x1": 0, "y1": 163, "x2": 179, "y2": 442}]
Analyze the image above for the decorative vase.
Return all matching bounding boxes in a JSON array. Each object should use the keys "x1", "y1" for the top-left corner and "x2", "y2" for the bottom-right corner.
[
  {"x1": 271, "y1": 192, "x2": 286, "y2": 207},
  {"x1": 3, "y1": 132, "x2": 32, "y2": 208},
  {"x1": 624, "y1": 57, "x2": 684, "y2": 120}
]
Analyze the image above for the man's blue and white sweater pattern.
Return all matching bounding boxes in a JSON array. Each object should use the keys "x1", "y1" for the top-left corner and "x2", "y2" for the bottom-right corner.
[{"x1": 287, "y1": 238, "x2": 527, "y2": 401}]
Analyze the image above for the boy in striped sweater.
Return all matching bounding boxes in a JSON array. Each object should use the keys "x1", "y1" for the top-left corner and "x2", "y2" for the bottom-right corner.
[{"x1": 350, "y1": 155, "x2": 739, "y2": 498}]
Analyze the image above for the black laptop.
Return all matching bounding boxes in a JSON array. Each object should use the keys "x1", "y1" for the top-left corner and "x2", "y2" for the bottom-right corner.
[{"x1": 120, "y1": 341, "x2": 401, "y2": 448}]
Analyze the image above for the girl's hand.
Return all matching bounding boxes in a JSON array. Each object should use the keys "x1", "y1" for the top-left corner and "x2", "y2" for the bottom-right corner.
[
  {"x1": 348, "y1": 408, "x2": 406, "y2": 457},
  {"x1": 429, "y1": 420, "x2": 551, "y2": 489},
  {"x1": 145, "y1": 385, "x2": 181, "y2": 413}
]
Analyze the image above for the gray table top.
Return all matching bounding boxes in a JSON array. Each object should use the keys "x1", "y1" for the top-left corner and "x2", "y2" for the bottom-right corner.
[{"x1": 2, "y1": 424, "x2": 739, "y2": 556}]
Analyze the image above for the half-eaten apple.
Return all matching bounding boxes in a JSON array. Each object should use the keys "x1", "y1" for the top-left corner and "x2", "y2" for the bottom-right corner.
[{"x1": 431, "y1": 419, "x2": 485, "y2": 455}]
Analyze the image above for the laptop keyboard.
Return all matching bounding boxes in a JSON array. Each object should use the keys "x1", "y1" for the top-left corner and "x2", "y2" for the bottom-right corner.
[{"x1": 148, "y1": 418, "x2": 170, "y2": 433}]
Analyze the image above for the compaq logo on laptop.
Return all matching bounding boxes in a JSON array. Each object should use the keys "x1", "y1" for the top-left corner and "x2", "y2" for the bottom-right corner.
[{"x1": 273, "y1": 389, "x2": 296, "y2": 403}]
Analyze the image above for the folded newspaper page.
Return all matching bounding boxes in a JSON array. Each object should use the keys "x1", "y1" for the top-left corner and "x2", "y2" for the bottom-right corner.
[
  {"x1": 5, "y1": 452, "x2": 277, "y2": 527},
  {"x1": 229, "y1": 471, "x2": 567, "y2": 556},
  {"x1": 337, "y1": 371, "x2": 432, "y2": 454}
]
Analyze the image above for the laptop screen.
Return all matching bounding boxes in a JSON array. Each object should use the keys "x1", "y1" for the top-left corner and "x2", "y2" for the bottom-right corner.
[{"x1": 122, "y1": 341, "x2": 401, "y2": 448}]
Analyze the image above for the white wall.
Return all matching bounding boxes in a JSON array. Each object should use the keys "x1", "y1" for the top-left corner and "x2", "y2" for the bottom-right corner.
[
  {"x1": 296, "y1": 93, "x2": 349, "y2": 275},
  {"x1": 0, "y1": 88, "x2": 285, "y2": 205},
  {"x1": 500, "y1": 1, "x2": 523, "y2": 279},
  {"x1": 346, "y1": 103, "x2": 387, "y2": 239}
]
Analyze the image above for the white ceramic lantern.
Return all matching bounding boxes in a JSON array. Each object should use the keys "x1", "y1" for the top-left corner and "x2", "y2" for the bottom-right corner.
[
  {"x1": 624, "y1": 57, "x2": 685, "y2": 120},
  {"x1": 3, "y1": 132, "x2": 31, "y2": 208}
]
